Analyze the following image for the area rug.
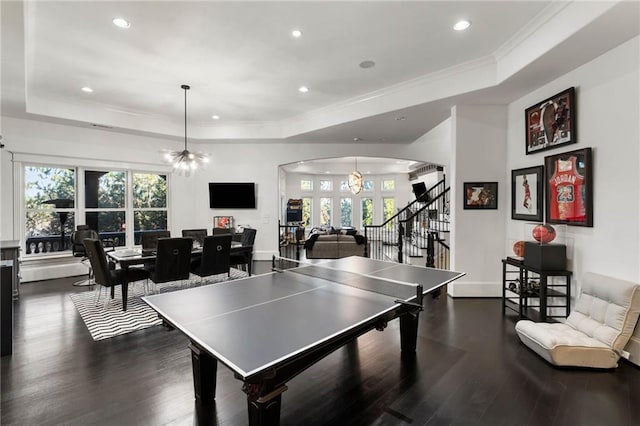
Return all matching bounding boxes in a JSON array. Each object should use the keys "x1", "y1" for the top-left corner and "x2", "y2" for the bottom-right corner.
[{"x1": 71, "y1": 269, "x2": 249, "y2": 341}]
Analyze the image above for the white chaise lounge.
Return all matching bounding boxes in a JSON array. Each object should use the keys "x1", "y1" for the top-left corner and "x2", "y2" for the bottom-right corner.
[{"x1": 515, "y1": 272, "x2": 640, "y2": 369}]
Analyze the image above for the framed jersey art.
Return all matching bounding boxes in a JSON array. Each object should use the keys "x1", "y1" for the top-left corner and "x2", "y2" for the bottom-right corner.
[
  {"x1": 544, "y1": 147, "x2": 593, "y2": 227},
  {"x1": 525, "y1": 87, "x2": 576, "y2": 155}
]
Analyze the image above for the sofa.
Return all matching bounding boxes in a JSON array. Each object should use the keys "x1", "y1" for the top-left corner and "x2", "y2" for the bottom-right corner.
[
  {"x1": 304, "y1": 232, "x2": 368, "y2": 259},
  {"x1": 515, "y1": 272, "x2": 640, "y2": 369}
]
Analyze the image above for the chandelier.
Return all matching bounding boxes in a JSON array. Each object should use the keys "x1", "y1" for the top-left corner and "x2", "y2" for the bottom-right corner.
[
  {"x1": 163, "y1": 84, "x2": 209, "y2": 175},
  {"x1": 348, "y1": 157, "x2": 363, "y2": 194}
]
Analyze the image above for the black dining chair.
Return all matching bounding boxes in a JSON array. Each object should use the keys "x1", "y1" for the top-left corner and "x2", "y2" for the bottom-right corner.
[
  {"x1": 70, "y1": 225, "x2": 99, "y2": 287},
  {"x1": 181, "y1": 229, "x2": 208, "y2": 248},
  {"x1": 146, "y1": 237, "x2": 193, "y2": 292},
  {"x1": 141, "y1": 230, "x2": 171, "y2": 254},
  {"x1": 84, "y1": 238, "x2": 150, "y2": 311},
  {"x1": 191, "y1": 235, "x2": 233, "y2": 284},
  {"x1": 230, "y1": 228, "x2": 257, "y2": 276}
]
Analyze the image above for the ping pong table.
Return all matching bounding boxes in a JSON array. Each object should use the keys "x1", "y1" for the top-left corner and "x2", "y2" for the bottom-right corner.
[{"x1": 142, "y1": 256, "x2": 464, "y2": 425}]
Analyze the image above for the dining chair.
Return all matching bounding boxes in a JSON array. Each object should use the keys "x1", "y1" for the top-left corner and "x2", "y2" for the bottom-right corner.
[
  {"x1": 146, "y1": 237, "x2": 193, "y2": 292},
  {"x1": 191, "y1": 235, "x2": 233, "y2": 284},
  {"x1": 181, "y1": 229, "x2": 208, "y2": 248},
  {"x1": 71, "y1": 225, "x2": 99, "y2": 287},
  {"x1": 212, "y1": 227, "x2": 233, "y2": 236},
  {"x1": 83, "y1": 238, "x2": 150, "y2": 311},
  {"x1": 230, "y1": 228, "x2": 257, "y2": 276},
  {"x1": 141, "y1": 230, "x2": 171, "y2": 253}
]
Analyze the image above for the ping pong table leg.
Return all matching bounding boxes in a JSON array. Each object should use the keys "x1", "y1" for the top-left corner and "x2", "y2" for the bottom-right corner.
[
  {"x1": 189, "y1": 343, "x2": 218, "y2": 420},
  {"x1": 399, "y1": 312, "x2": 420, "y2": 354},
  {"x1": 245, "y1": 384, "x2": 287, "y2": 426}
]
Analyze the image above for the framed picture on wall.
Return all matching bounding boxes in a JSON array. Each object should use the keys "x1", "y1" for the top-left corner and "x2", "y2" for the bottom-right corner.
[
  {"x1": 213, "y1": 216, "x2": 234, "y2": 229},
  {"x1": 544, "y1": 147, "x2": 593, "y2": 227},
  {"x1": 525, "y1": 87, "x2": 576, "y2": 155},
  {"x1": 511, "y1": 166, "x2": 543, "y2": 221},
  {"x1": 463, "y1": 182, "x2": 498, "y2": 210}
]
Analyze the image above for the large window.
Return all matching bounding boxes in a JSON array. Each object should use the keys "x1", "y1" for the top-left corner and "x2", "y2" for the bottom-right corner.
[
  {"x1": 85, "y1": 170, "x2": 126, "y2": 247},
  {"x1": 24, "y1": 165, "x2": 169, "y2": 255},
  {"x1": 319, "y1": 197, "x2": 332, "y2": 226},
  {"x1": 132, "y1": 173, "x2": 168, "y2": 245},
  {"x1": 340, "y1": 198, "x2": 352, "y2": 227},
  {"x1": 361, "y1": 198, "x2": 373, "y2": 227},
  {"x1": 383, "y1": 197, "x2": 395, "y2": 227},
  {"x1": 301, "y1": 179, "x2": 313, "y2": 191},
  {"x1": 25, "y1": 166, "x2": 76, "y2": 254},
  {"x1": 302, "y1": 197, "x2": 312, "y2": 227}
]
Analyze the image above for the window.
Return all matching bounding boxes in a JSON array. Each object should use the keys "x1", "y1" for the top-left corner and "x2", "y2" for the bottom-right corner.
[
  {"x1": 363, "y1": 180, "x2": 374, "y2": 191},
  {"x1": 23, "y1": 164, "x2": 169, "y2": 255},
  {"x1": 383, "y1": 197, "x2": 395, "y2": 227},
  {"x1": 301, "y1": 179, "x2": 313, "y2": 191},
  {"x1": 361, "y1": 198, "x2": 373, "y2": 227},
  {"x1": 85, "y1": 170, "x2": 126, "y2": 247},
  {"x1": 340, "y1": 180, "x2": 349, "y2": 191},
  {"x1": 382, "y1": 179, "x2": 395, "y2": 191},
  {"x1": 320, "y1": 197, "x2": 332, "y2": 226},
  {"x1": 132, "y1": 173, "x2": 168, "y2": 245},
  {"x1": 302, "y1": 197, "x2": 312, "y2": 227},
  {"x1": 319, "y1": 180, "x2": 333, "y2": 191},
  {"x1": 340, "y1": 198, "x2": 352, "y2": 227},
  {"x1": 24, "y1": 166, "x2": 76, "y2": 254}
]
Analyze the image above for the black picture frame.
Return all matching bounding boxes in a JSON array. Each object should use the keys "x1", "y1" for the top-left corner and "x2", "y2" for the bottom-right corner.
[
  {"x1": 463, "y1": 182, "x2": 498, "y2": 210},
  {"x1": 544, "y1": 147, "x2": 593, "y2": 227},
  {"x1": 511, "y1": 166, "x2": 543, "y2": 221},
  {"x1": 525, "y1": 87, "x2": 576, "y2": 155}
]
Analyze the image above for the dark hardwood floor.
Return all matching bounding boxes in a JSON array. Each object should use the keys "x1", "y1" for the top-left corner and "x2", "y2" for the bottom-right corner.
[{"x1": 2, "y1": 261, "x2": 639, "y2": 425}]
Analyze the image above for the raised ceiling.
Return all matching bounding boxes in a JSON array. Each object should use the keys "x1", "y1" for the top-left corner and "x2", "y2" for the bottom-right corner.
[{"x1": 1, "y1": 1, "x2": 638, "y2": 144}]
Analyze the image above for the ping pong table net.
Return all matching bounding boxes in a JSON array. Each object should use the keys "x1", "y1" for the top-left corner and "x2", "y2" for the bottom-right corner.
[{"x1": 272, "y1": 256, "x2": 422, "y2": 303}]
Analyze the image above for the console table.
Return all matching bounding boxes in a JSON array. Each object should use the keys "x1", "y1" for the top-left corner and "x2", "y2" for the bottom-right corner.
[{"x1": 502, "y1": 257, "x2": 571, "y2": 322}]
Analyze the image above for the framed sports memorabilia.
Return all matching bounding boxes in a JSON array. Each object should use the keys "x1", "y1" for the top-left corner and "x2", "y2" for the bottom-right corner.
[
  {"x1": 544, "y1": 147, "x2": 593, "y2": 227},
  {"x1": 511, "y1": 166, "x2": 543, "y2": 221},
  {"x1": 463, "y1": 182, "x2": 498, "y2": 210},
  {"x1": 525, "y1": 87, "x2": 576, "y2": 155}
]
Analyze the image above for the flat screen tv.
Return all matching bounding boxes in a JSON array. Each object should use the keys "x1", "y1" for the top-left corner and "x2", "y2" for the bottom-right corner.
[
  {"x1": 412, "y1": 182, "x2": 429, "y2": 202},
  {"x1": 209, "y1": 182, "x2": 256, "y2": 209}
]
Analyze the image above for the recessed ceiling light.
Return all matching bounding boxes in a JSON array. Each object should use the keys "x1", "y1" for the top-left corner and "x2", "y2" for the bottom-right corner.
[
  {"x1": 325, "y1": 171, "x2": 331, "y2": 174},
  {"x1": 112, "y1": 18, "x2": 131, "y2": 29},
  {"x1": 81, "y1": 87, "x2": 93, "y2": 93},
  {"x1": 291, "y1": 29, "x2": 303, "y2": 38},
  {"x1": 359, "y1": 60, "x2": 375, "y2": 69},
  {"x1": 211, "y1": 115, "x2": 220, "y2": 120},
  {"x1": 453, "y1": 20, "x2": 471, "y2": 31},
  {"x1": 353, "y1": 137, "x2": 362, "y2": 142},
  {"x1": 298, "y1": 86, "x2": 309, "y2": 93}
]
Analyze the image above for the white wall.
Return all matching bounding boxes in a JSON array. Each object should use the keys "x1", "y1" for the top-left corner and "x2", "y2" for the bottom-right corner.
[
  {"x1": 506, "y1": 36, "x2": 640, "y2": 290},
  {"x1": 449, "y1": 105, "x2": 508, "y2": 297}
]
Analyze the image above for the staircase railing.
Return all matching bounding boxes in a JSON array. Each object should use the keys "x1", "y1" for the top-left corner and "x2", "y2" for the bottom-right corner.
[{"x1": 365, "y1": 178, "x2": 450, "y2": 269}]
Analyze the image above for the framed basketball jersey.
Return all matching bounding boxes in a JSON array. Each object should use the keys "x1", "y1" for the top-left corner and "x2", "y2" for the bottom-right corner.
[{"x1": 544, "y1": 147, "x2": 593, "y2": 227}]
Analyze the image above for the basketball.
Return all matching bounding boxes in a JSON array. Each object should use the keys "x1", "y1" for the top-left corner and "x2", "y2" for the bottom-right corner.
[
  {"x1": 532, "y1": 224, "x2": 556, "y2": 243},
  {"x1": 512, "y1": 240, "x2": 525, "y2": 257}
]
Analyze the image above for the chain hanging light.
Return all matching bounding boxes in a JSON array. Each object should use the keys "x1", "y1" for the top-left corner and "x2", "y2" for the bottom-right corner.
[
  {"x1": 348, "y1": 157, "x2": 363, "y2": 194},
  {"x1": 162, "y1": 84, "x2": 209, "y2": 175}
]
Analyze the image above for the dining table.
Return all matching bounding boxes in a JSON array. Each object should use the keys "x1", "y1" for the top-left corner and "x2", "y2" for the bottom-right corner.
[{"x1": 106, "y1": 241, "x2": 254, "y2": 276}]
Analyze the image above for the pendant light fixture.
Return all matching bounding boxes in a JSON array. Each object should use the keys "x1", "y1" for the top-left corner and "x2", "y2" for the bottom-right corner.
[
  {"x1": 348, "y1": 157, "x2": 364, "y2": 194},
  {"x1": 163, "y1": 84, "x2": 209, "y2": 175}
]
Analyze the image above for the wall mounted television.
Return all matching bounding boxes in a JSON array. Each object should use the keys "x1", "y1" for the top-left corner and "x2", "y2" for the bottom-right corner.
[{"x1": 209, "y1": 182, "x2": 256, "y2": 209}]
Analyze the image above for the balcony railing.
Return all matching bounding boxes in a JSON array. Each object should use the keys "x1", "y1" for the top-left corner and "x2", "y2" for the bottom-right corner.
[{"x1": 24, "y1": 230, "x2": 165, "y2": 255}]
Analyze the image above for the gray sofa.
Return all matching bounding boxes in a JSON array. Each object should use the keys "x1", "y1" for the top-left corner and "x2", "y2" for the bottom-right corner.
[{"x1": 305, "y1": 233, "x2": 367, "y2": 259}]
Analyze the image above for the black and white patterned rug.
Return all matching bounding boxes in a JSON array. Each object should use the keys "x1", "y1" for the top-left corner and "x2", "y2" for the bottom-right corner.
[{"x1": 71, "y1": 269, "x2": 248, "y2": 341}]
